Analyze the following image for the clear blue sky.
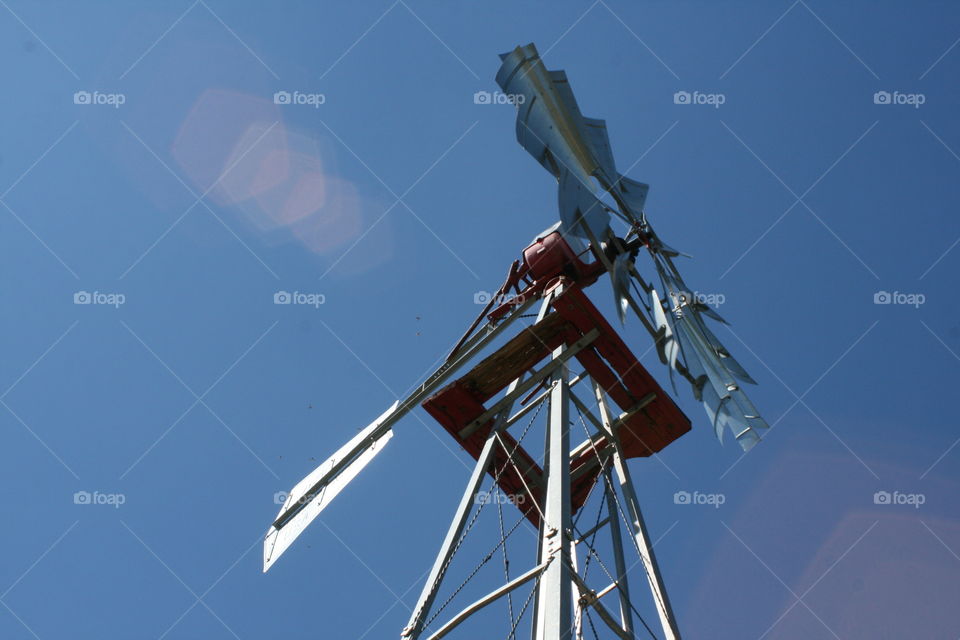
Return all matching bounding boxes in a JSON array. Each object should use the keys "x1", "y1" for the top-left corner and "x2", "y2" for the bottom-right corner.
[{"x1": 1, "y1": 1, "x2": 959, "y2": 638}]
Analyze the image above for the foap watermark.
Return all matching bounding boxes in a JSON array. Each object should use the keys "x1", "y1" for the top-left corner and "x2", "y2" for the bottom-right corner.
[
  {"x1": 473, "y1": 90, "x2": 526, "y2": 106},
  {"x1": 273, "y1": 490, "x2": 313, "y2": 508},
  {"x1": 274, "y1": 90, "x2": 326, "y2": 108},
  {"x1": 874, "y1": 290, "x2": 925, "y2": 308},
  {"x1": 475, "y1": 490, "x2": 526, "y2": 505},
  {"x1": 673, "y1": 90, "x2": 725, "y2": 108},
  {"x1": 674, "y1": 490, "x2": 725, "y2": 508},
  {"x1": 474, "y1": 291, "x2": 525, "y2": 305},
  {"x1": 74, "y1": 290, "x2": 125, "y2": 308},
  {"x1": 873, "y1": 90, "x2": 925, "y2": 109},
  {"x1": 874, "y1": 490, "x2": 925, "y2": 509},
  {"x1": 678, "y1": 290, "x2": 726, "y2": 307},
  {"x1": 274, "y1": 290, "x2": 326, "y2": 308},
  {"x1": 73, "y1": 90, "x2": 125, "y2": 108},
  {"x1": 73, "y1": 490, "x2": 126, "y2": 508}
]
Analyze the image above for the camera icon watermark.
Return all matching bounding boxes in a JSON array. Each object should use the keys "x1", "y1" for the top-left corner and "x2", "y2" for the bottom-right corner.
[
  {"x1": 473, "y1": 90, "x2": 525, "y2": 106},
  {"x1": 673, "y1": 90, "x2": 725, "y2": 108},
  {"x1": 873, "y1": 90, "x2": 925, "y2": 108},
  {"x1": 677, "y1": 290, "x2": 726, "y2": 307},
  {"x1": 873, "y1": 290, "x2": 925, "y2": 308},
  {"x1": 73, "y1": 490, "x2": 126, "y2": 508},
  {"x1": 274, "y1": 490, "x2": 312, "y2": 508},
  {"x1": 473, "y1": 290, "x2": 525, "y2": 305},
  {"x1": 73, "y1": 90, "x2": 126, "y2": 108},
  {"x1": 274, "y1": 90, "x2": 326, "y2": 108},
  {"x1": 873, "y1": 490, "x2": 925, "y2": 509},
  {"x1": 274, "y1": 290, "x2": 326, "y2": 308},
  {"x1": 73, "y1": 290, "x2": 126, "y2": 308},
  {"x1": 673, "y1": 490, "x2": 725, "y2": 508}
]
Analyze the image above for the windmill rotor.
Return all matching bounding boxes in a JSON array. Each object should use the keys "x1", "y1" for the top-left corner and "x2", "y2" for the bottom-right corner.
[{"x1": 496, "y1": 42, "x2": 768, "y2": 451}]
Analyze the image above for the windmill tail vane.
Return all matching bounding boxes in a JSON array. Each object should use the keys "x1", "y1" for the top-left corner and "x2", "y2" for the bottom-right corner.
[
  {"x1": 263, "y1": 400, "x2": 398, "y2": 572},
  {"x1": 263, "y1": 41, "x2": 770, "y2": 640}
]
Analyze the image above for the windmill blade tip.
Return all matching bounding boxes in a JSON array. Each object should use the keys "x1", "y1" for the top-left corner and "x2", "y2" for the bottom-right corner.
[{"x1": 735, "y1": 430, "x2": 764, "y2": 452}]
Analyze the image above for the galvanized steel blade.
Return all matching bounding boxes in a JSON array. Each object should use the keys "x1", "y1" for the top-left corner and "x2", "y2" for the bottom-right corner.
[
  {"x1": 673, "y1": 315, "x2": 768, "y2": 451},
  {"x1": 559, "y1": 167, "x2": 611, "y2": 240},
  {"x1": 646, "y1": 250, "x2": 768, "y2": 449},
  {"x1": 497, "y1": 43, "x2": 613, "y2": 241},
  {"x1": 610, "y1": 253, "x2": 632, "y2": 325},
  {"x1": 583, "y1": 117, "x2": 617, "y2": 179},
  {"x1": 497, "y1": 43, "x2": 601, "y2": 184},
  {"x1": 648, "y1": 286, "x2": 680, "y2": 380},
  {"x1": 612, "y1": 175, "x2": 650, "y2": 221},
  {"x1": 692, "y1": 313, "x2": 756, "y2": 384},
  {"x1": 655, "y1": 254, "x2": 757, "y2": 385}
]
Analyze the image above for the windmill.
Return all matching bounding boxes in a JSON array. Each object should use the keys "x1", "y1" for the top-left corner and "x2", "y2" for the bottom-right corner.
[{"x1": 264, "y1": 43, "x2": 768, "y2": 639}]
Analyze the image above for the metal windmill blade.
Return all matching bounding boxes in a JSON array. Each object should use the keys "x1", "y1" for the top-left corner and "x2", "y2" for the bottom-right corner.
[
  {"x1": 496, "y1": 43, "x2": 613, "y2": 240},
  {"x1": 649, "y1": 249, "x2": 768, "y2": 449},
  {"x1": 649, "y1": 286, "x2": 680, "y2": 374},
  {"x1": 610, "y1": 252, "x2": 632, "y2": 324}
]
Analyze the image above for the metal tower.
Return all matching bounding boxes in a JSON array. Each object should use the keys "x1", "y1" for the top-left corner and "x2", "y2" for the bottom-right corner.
[{"x1": 398, "y1": 281, "x2": 686, "y2": 640}]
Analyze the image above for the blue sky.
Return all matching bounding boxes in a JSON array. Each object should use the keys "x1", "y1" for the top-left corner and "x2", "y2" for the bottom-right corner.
[{"x1": 1, "y1": 1, "x2": 959, "y2": 638}]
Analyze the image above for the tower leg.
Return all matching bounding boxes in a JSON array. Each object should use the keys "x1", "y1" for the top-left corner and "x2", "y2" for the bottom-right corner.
[
  {"x1": 595, "y1": 382, "x2": 682, "y2": 640},
  {"x1": 570, "y1": 533, "x2": 582, "y2": 640},
  {"x1": 527, "y1": 521, "x2": 543, "y2": 640},
  {"x1": 604, "y1": 466, "x2": 635, "y2": 637},
  {"x1": 533, "y1": 344, "x2": 573, "y2": 640}
]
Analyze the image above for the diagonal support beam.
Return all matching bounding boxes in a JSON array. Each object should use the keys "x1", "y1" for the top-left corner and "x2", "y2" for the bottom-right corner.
[
  {"x1": 401, "y1": 426, "x2": 502, "y2": 640},
  {"x1": 425, "y1": 559, "x2": 553, "y2": 640},
  {"x1": 568, "y1": 569, "x2": 632, "y2": 640},
  {"x1": 604, "y1": 466, "x2": 635, "y2": 636},
  {"x1": 595, "y1": 382, "x2": 681, "y2": 640}
]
